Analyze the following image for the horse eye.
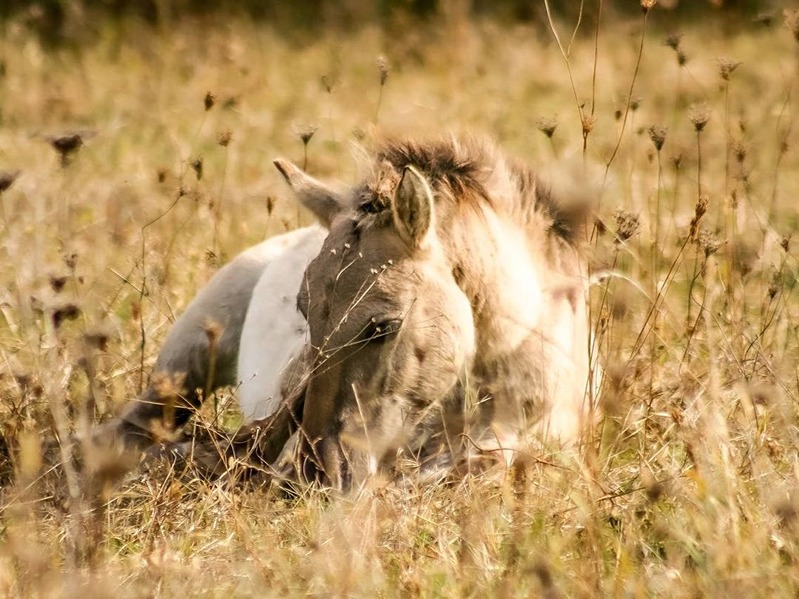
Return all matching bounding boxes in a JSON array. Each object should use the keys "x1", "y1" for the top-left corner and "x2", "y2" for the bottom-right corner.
[
  {"x1": 361, "y1": 199, "x2": 384, "y2": 214},
  {"x1": 366, "y1": 318, "x2": 403, "y2": 341}
]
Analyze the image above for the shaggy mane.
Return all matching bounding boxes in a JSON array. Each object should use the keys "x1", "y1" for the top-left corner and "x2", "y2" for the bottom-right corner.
[{"x1": 366, "y1": 136, "x2": 588, "y2": 245}]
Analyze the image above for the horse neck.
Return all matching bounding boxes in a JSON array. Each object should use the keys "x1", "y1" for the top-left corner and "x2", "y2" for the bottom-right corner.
[
  {"x1": 441, "y1": 205, "x2": 592, "y2": 442},
  {"x1": 442, "y1": 206, "x2": 550, "y2": 360}
]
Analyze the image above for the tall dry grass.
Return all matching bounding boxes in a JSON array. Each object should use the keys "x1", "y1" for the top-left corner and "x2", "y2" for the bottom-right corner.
[{"x1": 1, "y1": 7, "x2": 799, "y2": 597}]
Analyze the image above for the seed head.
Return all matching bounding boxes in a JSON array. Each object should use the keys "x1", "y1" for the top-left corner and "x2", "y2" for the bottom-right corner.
[
  {"x1": 697, "y1": 229, "x2": 720, "y2": 257},
  {"x1": 581, "y1": 114, "x2": 596, "y2": 136},
  {"x1": 204, "y1": 92, "x2": 215, "y2": 111},
  {"x1": 377, "y1": 55, "x2": 390, "y2": 87},
  {"x1": 630, "y1": 94, "x2": 642, "y2": 112},
  {"x1": 614, "y1": 210, "x2": 640, "y2": 244},
  {"x1": 640, "y1": 0, "x2": 657, "y2": 13},
  {"x1": 536, "y1": 116, "x2": 558, "y2": 139},
  {"x1": 47, "y1": 133, "x2": 90, "y2": 167},
  {"x1": 717, "y1": 58, "x2": 741, "y2": 81},
  {"x1": 52, "y1": 303, "x2": 81, "y2": 329},
  {"x1": 294, "y1": 124, "x2": 318, "y2": 147},
  {"x1": 689, "y1": 194, "x2": 709, "y2": 239},
  {"x1": 780, "y1": 235, "x2": 790, "y2": 253},
  {"x1": 0, "y1": 170, "x2": 20, "y2": 193},
  {"x1": 647, "y1": 125, "x2": 667, "y2": 151},
  {"x1": 688, "y1": 104, "x2": 711, "y2": 133},
  {"x1": 191, "y1": 158, "x2": 203, "y2": 180},
  {"x1": 768, "y1": 267, "x2": 781, "y2": 299},
  {"x1": 266, "y1": 196, "x2": 275, "y2": 216},
  {"x1": 64, "y1": 252, "x2": 78, "y2": 270},
  {"x1": 677, "y1": 50, "x2": 688, "y2": 67},
  {"x1": 731, "y1": 139, "x2": 747, "y2": 164},
  {"x1": 321, "y1": 75, "x2": 336, "y2": 94},
  {"x1": 663, "y1": 32, "x2": 683, "y2": 50},
  {"x1": 50, "y1": 275, "x2": 68, "y2": 293},
  {"x1": 217, "y1": 130, "x2": 232, "y2": 147}
]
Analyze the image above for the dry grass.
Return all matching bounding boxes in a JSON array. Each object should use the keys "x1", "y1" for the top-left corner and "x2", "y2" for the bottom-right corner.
[{"x1": 2, "y1": 8, "x2": 799, "y2": 597}]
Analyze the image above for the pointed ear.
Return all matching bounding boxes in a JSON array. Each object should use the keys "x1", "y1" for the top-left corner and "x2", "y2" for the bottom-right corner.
[
  {"x1": 273, "y1": 159, "x2": 345, "y2": 228},
  {"x1": 392, "y1": 165, "x2": 434, "y2": 249}
]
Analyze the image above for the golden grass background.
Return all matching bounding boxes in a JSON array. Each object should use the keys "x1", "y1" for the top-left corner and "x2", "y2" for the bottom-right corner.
[{"x1": 2, "y1": 7, "x2": 799, "y2": 597}]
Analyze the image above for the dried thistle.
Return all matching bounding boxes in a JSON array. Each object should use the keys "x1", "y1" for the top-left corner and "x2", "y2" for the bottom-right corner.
[
  {"x1": 640, "y1": 0, "x2": 657, "y2": 13},
  {"x1": 768, "y1": 267, "x2": 782, "y2": 299},
  {"x1": 697, "y1": 229, "x2": 720, "y2": 257},
  {"x1": 64, "y1": 252, "x2": 78, "y2": 270},
  {"x1": 294, "y1": 124, "x2": 318, "y2": 170},
  {"x1": 321, "y1": 75, "x2": 336, "y2": 94},
  {"x1": 47, "y1": 133, "x2": 88, "y2": 167},
  {"x1": 688, "y1": 104, "x2": 711, "y2": 133},
  {"x1": 738, "y1": 118, "x2": 748, "y2": 133},
  {"x1": 49, "y1": 275, "x2": 68, "y2": 293},
  {"x1": 0, "y1": 170, "x2": 20, "y2": 193},
  {"x1": 294, "y1": 124, "x2": 318, "y2": 146},
  {"x1": 204, "y1": 92, "x2": 215, "y2": 111},
  {"x1": 581, "y1": 114, "x2": 596, "y2": 136},
  {"x1": 217, "y1": 130, "x2": 232, "y2": 147},
  {"x1": 191, "y1": 158, "x2": 203, "y2": 180},
  {"x1": 647, "y1": 125, "x2": 667, "y2": 151},
  {"x1": 52, "y1": 303, "x2": 81, "y2": 329},
  {"x1": 536, "y1": 116, "x2": 558, "y2": 139},
  {"x1": 780, "y1": 235, "x2": 790, "y2": 253},
  {"x1": 717, "y1": 58, "x2": 741, "y2": 81},
  {"x1": 663, "y1": 32, "x2": 683, "y2": 50},
  {"x1": 689, "y1": 194, "x2": 708, "y2": 240},
  {"x1": 731, "y1": 139, "x2": 747, "y2": 164},
  {"x1": 614, "y1": 210, "x2": 640, "y2": 244},
  {"x1": 377, "y1": 55, "x2": 390, "y2": 86}
]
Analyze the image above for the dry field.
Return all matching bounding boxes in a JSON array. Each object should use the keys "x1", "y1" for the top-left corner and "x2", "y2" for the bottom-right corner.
[{"x1": 2, "y1": 6, "x2": 799, "y2": 597}]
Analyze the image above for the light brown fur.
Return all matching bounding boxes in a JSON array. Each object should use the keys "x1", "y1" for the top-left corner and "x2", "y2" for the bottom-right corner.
[{"x1": 281, "y1": 136, "x2": 594, "y2": 488}]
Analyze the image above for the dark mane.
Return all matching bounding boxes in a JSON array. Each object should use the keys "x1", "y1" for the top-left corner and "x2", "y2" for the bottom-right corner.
[
  {"x1": 365, "y1": 137, "x2": 588, "y2": 245},
  {"x1": 374, "y1": 138, "x2": 490, "y2": 203}
]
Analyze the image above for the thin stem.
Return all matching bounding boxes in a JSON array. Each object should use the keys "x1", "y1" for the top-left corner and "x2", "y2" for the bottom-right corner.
[
  {"x1": 590, "y1": 0, "x2": 603, "y2": 118},
  {"x1": 602, "y1": 11, "x2": 650, "y2": 181},
  {"x1": 696, "y1": 130, "x2": 703, "y2": 201},
  {"x1": 543, "y1": 0, "x2": 587, "y2": 149}
]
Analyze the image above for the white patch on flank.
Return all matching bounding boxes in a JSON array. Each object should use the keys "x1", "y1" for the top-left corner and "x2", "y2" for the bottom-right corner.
[{"x1": 237, "y1": 226, "x2": 325, "y2": 422}]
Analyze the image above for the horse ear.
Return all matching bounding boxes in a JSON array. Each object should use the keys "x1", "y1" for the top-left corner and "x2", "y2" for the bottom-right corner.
[
  {"x1": 273, "y1": 159, "x2": 345, "y2": 228},
  {"x1": 392, "y1": 165, "x2": 434, "y2": 249}
]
